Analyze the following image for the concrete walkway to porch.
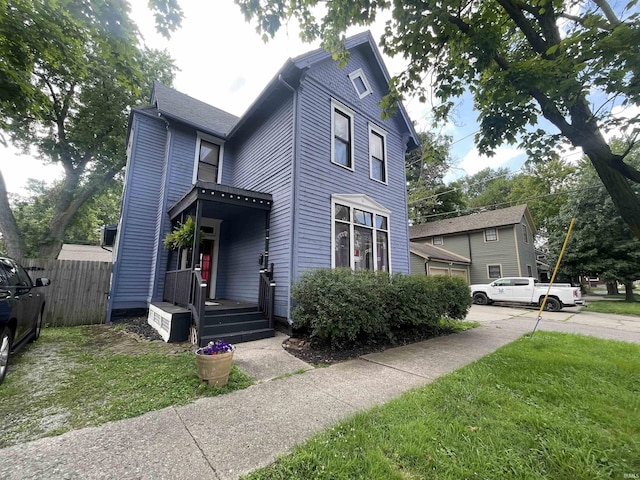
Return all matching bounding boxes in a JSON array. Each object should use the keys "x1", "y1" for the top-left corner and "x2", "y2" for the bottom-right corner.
[{"x1": 2, "y1": 305, "x2": 640, "y2": 480}]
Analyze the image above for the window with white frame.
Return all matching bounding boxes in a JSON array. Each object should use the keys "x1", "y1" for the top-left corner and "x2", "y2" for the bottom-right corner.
[
  {"x1": 348, "y1": 68, "x2": 373, "y2": 99},
  {"x1": 432, "y1": 235, "x2": 443, "y2": 246},
  {"x1": 369, "y1": 123, "x2": 387, "y2": 183},
  {"x1": 522, "y1": 224, "x2": 529, "y2": 243},
  {"x1": 195, "y1": 135, "x2": 224, "y2": 183},
  {"x1": 484, "y1": 227, "x2": 498, "y2": 242},
  {"x1": 331, "y1": 100, "x2": 354, "y2": 170},
  {"x1": 332, "y1": 195, "x2": 390, "y2": 272},
  {"x1": 488, "y1": 265, "x2": 502, "y2": 278}
]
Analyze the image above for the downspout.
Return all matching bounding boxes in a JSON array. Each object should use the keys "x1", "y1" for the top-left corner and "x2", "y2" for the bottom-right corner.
[{"x1": 278, "y1": 74, "x2": 299, "y2": 325}]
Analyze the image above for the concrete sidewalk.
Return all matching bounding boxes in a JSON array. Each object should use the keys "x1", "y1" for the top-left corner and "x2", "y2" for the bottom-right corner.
[{"x1": 3, "y1": 307, "x2": 640, "y2": 480}]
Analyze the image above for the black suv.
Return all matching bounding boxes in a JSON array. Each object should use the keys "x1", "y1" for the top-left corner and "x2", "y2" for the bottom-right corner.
[{"x1": 0, "y1": 256, "x2": 50, "y2": 385}]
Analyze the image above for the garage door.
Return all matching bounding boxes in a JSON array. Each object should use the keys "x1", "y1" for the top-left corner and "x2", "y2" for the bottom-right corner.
[
  {"x1": 451, "y1": 268, "x2": 468, "y2": 283},
  {"x1": 429, "y1": 267, "x2": 448, "y2": 276}
]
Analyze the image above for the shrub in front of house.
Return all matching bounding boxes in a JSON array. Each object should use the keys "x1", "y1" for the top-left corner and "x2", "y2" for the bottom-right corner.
[{"x1": 291, "y1": 269, "x2": 472, "y2": 348}]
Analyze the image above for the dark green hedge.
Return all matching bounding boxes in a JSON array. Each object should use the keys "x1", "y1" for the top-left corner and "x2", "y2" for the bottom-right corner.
[{"x1": 291, "y1": 269, "x2": 472, "y2": 348}]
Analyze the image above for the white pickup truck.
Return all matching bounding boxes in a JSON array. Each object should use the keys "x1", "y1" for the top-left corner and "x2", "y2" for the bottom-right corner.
[{"x1": 470, "y1": 277, "x2": 585, "y2": 311}]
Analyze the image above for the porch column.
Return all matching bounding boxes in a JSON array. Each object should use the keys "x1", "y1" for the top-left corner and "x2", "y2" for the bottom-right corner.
[
  {"x1": 190, "y1": 199, "x2": 203, "y2": 269},
  {"x1": 262, "y1": 209, "x2": 271, "y2": 270}
]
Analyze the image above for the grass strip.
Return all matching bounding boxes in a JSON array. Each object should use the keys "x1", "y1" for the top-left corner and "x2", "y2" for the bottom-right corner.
[
  {"x1": 243, "y1": 332, "x2": 640, "y2": 480},
  {"x1": 584, "y1": 300, "x2": 640, "y2": 316}
]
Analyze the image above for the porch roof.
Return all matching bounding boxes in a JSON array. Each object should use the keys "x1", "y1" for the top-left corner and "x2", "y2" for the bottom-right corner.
[{"x1": 168, "y1": 181, "x2": 273, "y2": 220}]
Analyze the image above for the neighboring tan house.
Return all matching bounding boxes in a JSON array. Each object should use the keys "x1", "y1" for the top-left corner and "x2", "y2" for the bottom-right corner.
[
  {"x1": 409, "y1": 205, "x2": 537, "y2": 284},
  {"x1": 107, "y1": 31, "x2": 419, "y2": 344},
  {"x1": 57, "y1": 244, "x2": 113, "y2": 262}
]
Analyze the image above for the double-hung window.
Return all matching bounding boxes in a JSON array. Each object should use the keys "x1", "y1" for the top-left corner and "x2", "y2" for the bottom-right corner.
[
  {"x1": 484, "y1": 227, "x2": 498, "y2": 242},
  {"x1": 332, "y1": 195, "x2": 390, "y2": 272},
  {"x1": 369, "y1": 123, "x2": 387, "y2": 183},
  {"x1": 522, "y1": 224, "x2": 529, "y2": 243},
  {"x1": 194, "y1": 134, "x2": 224, "y2": 184},
  {"x1": 331, "y1": 100, "x2": 354, "y2": 170}
]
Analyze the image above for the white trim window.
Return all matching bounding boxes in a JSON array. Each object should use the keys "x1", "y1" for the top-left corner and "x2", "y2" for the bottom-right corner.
[
  {"x1": 194, "y1": 133, "x2": 224, "y2": 184},
  {"x1": 331, "y1": 100, "x2": 355, "y2": 170},
  {"x1": 432, "y1": 235, "x2": 443, "y2": 246},
  {"x1": 369, "y1": 123, "x2": 387, "y2": 184},
  {"x1": 332, "y1": 194, "x2": 390, "y2": 272},
  {"x1": 484, "y1": 227, "x2": 498, "y2": 242},
  {"x1": 488, "y1": 264, "x2": 502, "y2": 278},
  {"x1": 348, "y1": 68, "x2": 373, "y2": 99}
]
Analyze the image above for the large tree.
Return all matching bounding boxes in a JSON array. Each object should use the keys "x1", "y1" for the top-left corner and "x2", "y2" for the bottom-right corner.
[
  {"x1": 548, "y1": 142, "x2": 640, "y2": 301},
  {"x1": 406, "y1": 132, "x2": 467, "y2": 224},
  {"x1": 236, "y1": 0, "x2": 640, "y2": 238},
  {"x1": 0, "y1": 0, "x2": 180, "y2": 258}
]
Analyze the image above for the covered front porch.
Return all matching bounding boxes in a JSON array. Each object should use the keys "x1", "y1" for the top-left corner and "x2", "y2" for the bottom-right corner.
[{"x1": 150, "y1": 181, "x2": 276, "y2": 346}]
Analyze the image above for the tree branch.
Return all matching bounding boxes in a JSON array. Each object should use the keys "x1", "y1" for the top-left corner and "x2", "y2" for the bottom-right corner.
[
  {"x1": 495, "y1": 0, "x2": 549, "y2": 54},
  {"x1": 593, "y1": 0, "x2": 621, "y2": 26}
]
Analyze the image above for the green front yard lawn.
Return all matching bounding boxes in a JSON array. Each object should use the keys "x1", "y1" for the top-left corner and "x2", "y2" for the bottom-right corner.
[
  {"x1": 243, "y1": 332, "x2": 640, "y2": 480},
  {"x1": 0, "y1": 325, "x2": 253, "y2": 447},
  {"x1": 584, "y1": 300, "x2": 640, "y2": 316}
]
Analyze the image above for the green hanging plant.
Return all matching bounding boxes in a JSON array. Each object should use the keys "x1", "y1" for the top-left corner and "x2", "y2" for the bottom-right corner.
[{"x1": 164, "y1": 217, "x2": 200, "y2": 250}]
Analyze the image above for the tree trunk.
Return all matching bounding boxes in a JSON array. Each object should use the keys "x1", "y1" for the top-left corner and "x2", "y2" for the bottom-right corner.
[
  {"x1": 0, "y1": 171, "x2": 26, "y2": 258},
  {"x1": 606, "y1": 281, "x2": 618, "y2": 295},
  {"x1": 624, "y1": 281, "x2": 635, "y2": 302}
]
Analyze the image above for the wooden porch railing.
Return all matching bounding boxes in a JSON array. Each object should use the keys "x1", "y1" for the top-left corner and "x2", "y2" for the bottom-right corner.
[
  {"x1": 258, "y1": 263, "x2": 276, "y2": 328},
  {"x1": 163, "y1": 269, "x2": 192, "y2": 306},
  {"x1": 191, "y1": 268, "x2": 207, "y2": 341}
]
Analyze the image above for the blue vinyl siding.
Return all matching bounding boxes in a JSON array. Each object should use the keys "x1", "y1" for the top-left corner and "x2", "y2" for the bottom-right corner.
[
  {"x1": 111, "y1": 114, "x2": 167, "y2": 309},
  {"x1": 215, "y1": 210, "x2": 265, "y2": 302},
  {"x1": 226, "y1": 97, "x2": 294, "y2": 318},
  {"x1": 294, "y1": 50, "x2": 411, "y2": 280}
]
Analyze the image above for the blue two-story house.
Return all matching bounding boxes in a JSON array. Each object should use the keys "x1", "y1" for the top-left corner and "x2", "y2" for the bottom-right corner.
[{"x1": 107, "y1": 31, "x2": 419, "y2": 345}]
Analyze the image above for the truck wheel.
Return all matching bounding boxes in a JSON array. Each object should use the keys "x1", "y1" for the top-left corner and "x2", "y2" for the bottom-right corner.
[
  {"x1": 473, "y1": 292, "x2": 489, "y2": 305},
  {"x1": 543, "y1": 297, "x2": 562, "y2": 312}
]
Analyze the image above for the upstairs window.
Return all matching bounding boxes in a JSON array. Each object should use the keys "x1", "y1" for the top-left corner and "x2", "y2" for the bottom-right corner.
[
  {"x1": 522, "y1": 224, "x2": 529, "y2": 243},
  {"x1": 348, "y1": 68, "x2": 373, "y2": 99},
  {"x1": 369, "y1": 124, "x2": 387, "y2": 184},
  {"x1": 331, "y1": 100, "x2": 355, "y2": 170},
  {"x1": 432, "y1": 235, "x2": 443, "y2": 246},
  {"x1": 484, "y1": 227, "x2": 498, "y2": 242},
  {"x1": 195, "y1": 136, "x2": 223, "y2": 184}
]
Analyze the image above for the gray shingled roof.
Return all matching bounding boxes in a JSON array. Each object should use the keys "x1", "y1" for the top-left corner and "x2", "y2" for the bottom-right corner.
[
  {"x1": 409, "y1": 205, "x2": 532, "y2": 239},
  {"x1": 152, "y1": 81, "x2": 239, "y2": 137},
  {"x1": 409, "y1": 242, "x2": 471, "y2": 264}
]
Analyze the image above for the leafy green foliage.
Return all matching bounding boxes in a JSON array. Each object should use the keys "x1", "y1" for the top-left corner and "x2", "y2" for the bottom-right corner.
[
  {"x1": 163, "y1": 216, "x2": 199, "y2": 250},
  {"x1": 244, "y1": 332, "x2": 640, "y2": 479},
  {"x1": 291, "y1": 269, "x2": 471, "y2": 348},
  {"x1": 406, "y1": 132, "x2": 467, "y2": 224},
  {"x1": 0, "y1": 1, "x2": 178, "y2": 258},
  {"x1": 548, "y1": 141, "x2": 640, "y2": 293},
  {"x1": 235, "y1": 0, "x2": 640, "y2": 239}
]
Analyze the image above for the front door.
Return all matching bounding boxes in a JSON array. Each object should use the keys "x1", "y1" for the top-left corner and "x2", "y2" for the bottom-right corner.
[{"x1": 200, "y1": 218, "x2": 221, "y2": 299}]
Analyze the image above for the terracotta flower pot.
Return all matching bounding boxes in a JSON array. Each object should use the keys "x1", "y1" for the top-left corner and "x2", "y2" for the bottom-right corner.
[{"x1": 195, "y1": 350, "x2": 234, "y2": 386}]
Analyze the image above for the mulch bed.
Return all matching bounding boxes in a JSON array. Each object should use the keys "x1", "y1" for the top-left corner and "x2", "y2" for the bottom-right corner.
[
  {"x1": 282, "y1": 328, "x2": 450, "y2": 366},
  {"x1": 110, "y1": 315, "x2": 163, "y2": 342}
]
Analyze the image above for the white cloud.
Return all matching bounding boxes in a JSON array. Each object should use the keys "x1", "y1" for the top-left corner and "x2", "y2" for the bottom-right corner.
[{"x1": 457, "y1": 146, "x2": 525, "y2": 176}]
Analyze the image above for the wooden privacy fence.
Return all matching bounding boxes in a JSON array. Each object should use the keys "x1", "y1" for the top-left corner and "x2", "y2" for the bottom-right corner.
[{"x1": 18, "y1": 258, "x2": 112, "y2": 327}]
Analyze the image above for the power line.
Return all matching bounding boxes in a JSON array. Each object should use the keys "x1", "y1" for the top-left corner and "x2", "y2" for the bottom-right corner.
[
  {"x1": 409, "y1": 184, "x2": 605, "y2": 222},
  {"x1": 408, "y1": 168, "x2": 521, "y2": 205}
]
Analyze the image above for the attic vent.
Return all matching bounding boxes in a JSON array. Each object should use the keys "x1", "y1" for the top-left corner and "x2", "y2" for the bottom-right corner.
[{"x1": 348, "y1": 68, "x2": 373, "y2": 99}]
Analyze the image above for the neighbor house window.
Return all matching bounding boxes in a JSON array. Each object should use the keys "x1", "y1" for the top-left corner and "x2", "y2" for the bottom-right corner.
[
  {"x1": 522, "y1": 224, "x2": 529, "y2": 243},
  {"x1": 332, "y1": 195, "x2": 390, "y2": 272},
  {"x1": 194, "y1": 134, "x2": 224, "y2": 184},
  {"x1": 369, "y1": 123, "x2": 387, "y2": 183},
  {"x1": 331, "y1": 100, "x2": 355, "y2": 170},
  {"x1": 488, "y1": 265, "x2": 502, "y2": 278},
  {"x1": 348, "y1": 68, "x2": 373, "y2": 99},
  {"x1": 527, "y1": 265, "x2": 533, "y2": 277},
  {"x1": 432, "y1": 236, "x2": 443, "y2": 246},
  {"x1": 484, "y1": 227, "x2": 498, "y2": 242}
]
